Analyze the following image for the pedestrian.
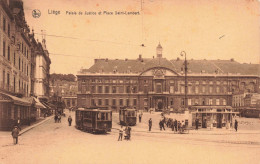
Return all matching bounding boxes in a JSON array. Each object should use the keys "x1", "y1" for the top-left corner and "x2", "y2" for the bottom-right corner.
[
  {"x1": 118, "y1": 126, "x2": 124, "y2": 141},
  {"x1": 11, "y1": 126, "x2": 19, "y2": 145},
  {"x1": 139, "y1": 114, "x2": 142, "y2": 123},
  {"x1": 174, "y1": 119, "x2": 178, "y2": 132},
  {"x1": 125, "y1": 126, "x2": 129, "y2": 140},
  {"x1": 148, "y1": 118, "x2": 152, "y2": 131},
  {"x1": 54, "y1": 115, "x2": 58, "y2": 123},
  {"x1": 128, "y1": 126, "x2": 131, "y2": 140},
  {"x1": 68, "y1": 116, "x2": 72, "y2": 126},
  {"x1": 234, "y1": 119, "x2": 238, "y2": 132},
  {"x1": 195, "y1": 118, "x2": 199, "y2": 130}
]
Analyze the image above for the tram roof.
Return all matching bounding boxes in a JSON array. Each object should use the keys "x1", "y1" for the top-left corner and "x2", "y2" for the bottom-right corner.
[
  {"x1": 76, "y1": 108, "x2": 112, "y2": 112},
  {"x1": 120, "y1": 108, "x2": 137, "y2": 111}
]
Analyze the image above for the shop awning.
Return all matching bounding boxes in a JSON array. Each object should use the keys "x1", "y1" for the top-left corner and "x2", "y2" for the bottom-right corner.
[
  {"x1": 0, "y1": 92, "x2": 31, "y2": 106},
  {"x1": 33, "y1": 97, "x2": 46, "y2": 109},
  {"x1": 42, "y1": 102, "x2": 51, "y2": 109}
]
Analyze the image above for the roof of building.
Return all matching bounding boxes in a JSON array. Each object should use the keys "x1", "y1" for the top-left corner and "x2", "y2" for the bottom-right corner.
[{"x1": 79, "y1": 57, "x2": 260, "y2": 76}]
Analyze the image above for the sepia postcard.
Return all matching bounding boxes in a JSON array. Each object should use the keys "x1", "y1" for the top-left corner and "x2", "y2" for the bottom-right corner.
[{"x1": 0, "y1": 0, "x2": 260, "y2": 164}]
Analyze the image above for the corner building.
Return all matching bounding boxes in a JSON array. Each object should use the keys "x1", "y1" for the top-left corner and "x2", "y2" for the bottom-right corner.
[{"x1": 77, "y1": 43, "x2": 260, "y2": 112}]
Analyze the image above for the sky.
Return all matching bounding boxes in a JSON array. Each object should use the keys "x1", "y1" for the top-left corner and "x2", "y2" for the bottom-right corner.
[{"x1": 23, "y1": 0, "x2": 260, "y2": 75}]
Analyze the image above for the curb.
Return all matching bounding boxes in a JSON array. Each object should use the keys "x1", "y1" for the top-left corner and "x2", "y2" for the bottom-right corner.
[{"x1": 19, "y1": 116, "x2": 54, "y2": 136}]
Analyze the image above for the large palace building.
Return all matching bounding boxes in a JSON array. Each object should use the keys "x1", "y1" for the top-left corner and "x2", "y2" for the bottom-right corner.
[{"x1": 77, "y1": 43, "x2": 260, "y2": 112}]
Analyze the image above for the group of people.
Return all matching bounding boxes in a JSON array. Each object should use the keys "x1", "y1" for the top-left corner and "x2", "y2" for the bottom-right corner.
[
  {"x1": 118, "y1": 125, "x2": 132, "y2": 141},
  {"x1": 54, "y1": 114, "x2": 62, "y2": 123}
]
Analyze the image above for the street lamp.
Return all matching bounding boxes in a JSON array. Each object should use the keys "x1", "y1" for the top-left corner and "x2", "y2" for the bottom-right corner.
[{"x1": 180, "y1": 51, "x2": 188, "y2": 111}]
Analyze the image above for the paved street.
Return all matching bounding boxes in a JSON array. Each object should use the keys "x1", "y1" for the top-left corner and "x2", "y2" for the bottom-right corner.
[{"x1": 1, "y1": 110, "x2": 260, "y2": 164}]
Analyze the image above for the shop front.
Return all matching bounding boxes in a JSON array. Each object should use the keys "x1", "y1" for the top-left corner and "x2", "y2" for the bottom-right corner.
[
  {"x1": 191, "y1": 106, "x2": 239, "y2": 129},
  {"x1": 0, "y1": 92, "x2": 32, "y2": 131}
]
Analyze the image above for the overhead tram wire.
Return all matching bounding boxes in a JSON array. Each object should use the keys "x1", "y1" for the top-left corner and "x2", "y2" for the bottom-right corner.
[{"x1": 33, "y1": 33, "x2": 140, "y2": 46}]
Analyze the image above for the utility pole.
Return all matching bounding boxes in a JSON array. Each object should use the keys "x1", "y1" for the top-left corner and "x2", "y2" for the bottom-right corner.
[{"x1": 181, "y1": 51, "x2": 188, "y2": 111}]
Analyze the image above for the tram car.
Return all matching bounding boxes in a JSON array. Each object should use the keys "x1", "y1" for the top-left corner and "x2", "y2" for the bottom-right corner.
[
  {"x1": 119, "y1": 107, "x2": 137, "y2": 126},
  {"x1": 75, "y1": 107, "x2": 112, "y2": 133},
  {"x1": 241, "y1": 108, "x2": 260, "y2": 118}
]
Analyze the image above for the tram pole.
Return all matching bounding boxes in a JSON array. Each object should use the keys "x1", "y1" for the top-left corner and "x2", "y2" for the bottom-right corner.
[{"x1": 181, "y1": 51, "x2": 188, "y2": 111}]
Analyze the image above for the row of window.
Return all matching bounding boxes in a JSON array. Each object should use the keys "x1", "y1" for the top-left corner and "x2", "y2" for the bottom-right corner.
[
  {"x1": 81, "y1": 79, "x2": 229, "y2": 85},
  {"x1": 91, "y1": 98, "x2": 137, "y2": 106},
  {"x1": 82, "y1": 79, "x2": 139, "y2": 84},
  {"x1": 1, "y1": 69, "x2": 30, "y2": 96},
  {"x1": 2, "y1": 41, "x2": 30, "y2": 76},
  {"x1": 80, "y1": 85, "x2": 228, "y2": 94}
]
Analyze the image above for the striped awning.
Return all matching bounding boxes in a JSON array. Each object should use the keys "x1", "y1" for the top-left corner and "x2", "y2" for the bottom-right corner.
[{"x1": 0, "y1": 92, "x2": 31, "y2": 106}]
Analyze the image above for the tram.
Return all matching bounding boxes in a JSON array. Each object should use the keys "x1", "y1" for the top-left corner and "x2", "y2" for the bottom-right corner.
[
  {"x1": 241, "y1": 108, "x2": 260, "y2": 118},
  {"x1": 75, "y1": 107, "x2": 112, "y2": 133},
  {"x1": 119, "y1": 107, "x2": 137, "y2": 126}
]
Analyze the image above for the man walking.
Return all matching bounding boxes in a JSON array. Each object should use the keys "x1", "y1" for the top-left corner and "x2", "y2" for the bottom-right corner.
[
  {"x1": 118, "y1": 126, "x2": 124, "y2": 141},
  {"x1": 148, "y1": 118, "x2": 152, "y2": 131},
  {"x1": 68, "y1": 116, "x2": 72, "y2": 126},
  {"x1": 139, "y1": 114, "x2": 142, "y2": 123},
  {"x1": 11, "y1": 126, "x2": 19, "y2": 145},
  {"x1": 234, "y1": 119, "x2": 238, "y2": 132}
]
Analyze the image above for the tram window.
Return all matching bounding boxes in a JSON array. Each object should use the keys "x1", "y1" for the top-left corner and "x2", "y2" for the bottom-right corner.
[
  {"x1": 97, "y1": 113, "x2": 101, "y2": 120},
  {"x1": 101, "y1": 113, "x2": 105, "y2": 120}
]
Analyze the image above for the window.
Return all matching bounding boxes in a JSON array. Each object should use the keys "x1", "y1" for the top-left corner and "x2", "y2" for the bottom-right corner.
[
  {"x1": 119, "y1": 99, "x2": 123, "y2": 106},
  {"x1": 223, "y1": 87, "x2": 227, "y2": 93},
  {"x1": 133, "y1": 99, "x2": 137, "y2": 106},
  {"x1": 181, "y1": 86, "x2": 185, "y2": 94},
  {"x1": 105, "y1": 99, "x2": 109, "y2": 105},
  {"x1": 91, "y1": 86, "x2": 95, "y2": 93},
  {"x1": 170, "y1": 99, "x2": 173, "y2": 105},
  {"x1": 7, "y1": 46, "x2": 10, "y2": 61},
  {"x1": 170, "y1": 86, "x2": 174, "y2": 93},
  {"x1": 144, "y1": 85, "x2": 148, "y2": 93},
  {"x1": 118, "y1": 86, "x2": 124, "y2": 93},
  {"x1": 202, "y1": 86, "x2": 205, "y2": 93},
  {"x1": 27, "y1": 65, "x2": 28, "y2": 76},
  {"x1": 7, "y1": 73, "x2": 10, "y2": 90},
  {"x1": 195, "y1": 86, "x2": 199, "y2": 94},
  {"x1": 3, "y1": 41, "x2": 5, "y2": 57},
  {"x1": 105, "y1": 86, "x2": 109, "y2": 93},
  {"x1": 209, "y1": 86, "x2": 213, "y2": 93},
  {"x1": 14, "y1": 53, "x2": 16, "y2": 66},
  {"x1": 216, "y1": 87, "x2": 220, "y2": 93},
  {"x1": 3, "y1": 18, "x2": 6, "y2": 32},
  {"x1": 91, "y1": 99, "x2": 96, "y2": 106},
  {"x1": 112, "y1": 86, "x2": 116, "y2": 93},
  {"x1": 126, "y1": 86, "x2": 131, "y2": 93},
  {"x1": 126, "y1": 99, "x2": 130, "y2": 106},
  {"x1": 156, "y1": 84, "x2": 162, "y2": 93},
  {"x1": 13, "y1": 76, "x2": 16, "y2": 92},
  {"x1": 223, "y1": 99, "x2": 227, "y2": 105},
  {"x1": 91, "y1": 79, "x2": 96, "y2": 83},
  {"x1": 98, "y1": 99, "x2": 102, "y2": 105},
  {"x1": 19, "y1": 58, "x2": 21, "y2": 70},
  {"x1": 216, "y1": 99, "x2": 220, "y2": 105},
  {"x1": 188, "y1": 86, "x2": 192, "y2": 94},
  {"x1": 188, "y1": 99, "x2": 191, "y2": 105},
  {"x1": 3, "y1": 70, "x2": 5, "y2": 87},
  {"x1": 132, "y1": 86, "x2": 137, "y2": 93},
  {"x1": 112, "y1": 99, "x2": 116, "y2": 106},
  {"x1": 209, "y1": 99, "x2": 213, "y2": 105}
]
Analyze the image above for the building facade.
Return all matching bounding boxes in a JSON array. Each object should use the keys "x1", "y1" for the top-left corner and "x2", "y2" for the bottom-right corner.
[
  {"x1": 49, "y1": 80, "x2": 77, "y2": 108},
  {"x1": 77, "y1": 43, "x2": 260, "y2": 112},
  {"x1": 0, "y1": 0, "x2": 51, "y2": 130}
]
